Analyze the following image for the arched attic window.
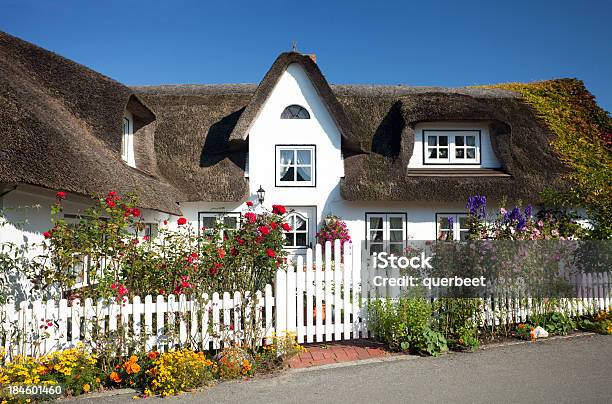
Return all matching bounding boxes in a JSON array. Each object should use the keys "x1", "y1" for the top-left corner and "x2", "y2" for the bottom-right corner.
[{"x1": 281, "y1": 104, "x2": 310, "y2": 119}]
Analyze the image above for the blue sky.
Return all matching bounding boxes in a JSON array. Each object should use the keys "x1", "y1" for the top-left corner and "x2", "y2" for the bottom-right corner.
[{"x1": 2, "y1": 0, "x2": 611, "y2": 112}]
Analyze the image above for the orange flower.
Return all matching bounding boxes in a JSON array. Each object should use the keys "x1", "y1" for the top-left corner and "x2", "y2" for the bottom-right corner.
[
  {"x1": 124, "y1": 359, "x2": 141, "y2": 374},
  {"x1": 518, "y1": 323, "x2": 525, "y2": 329},
  {"x1": 147, "y1": 351, "x2": 160, "y2": 360},
  {"x1": 110, "y1": 371, "x2": 122, "y2": 383}
]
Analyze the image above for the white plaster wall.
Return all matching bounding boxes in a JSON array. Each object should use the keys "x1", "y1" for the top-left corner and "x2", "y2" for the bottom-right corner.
[
  {"x1": 248, "y1": 63, "x2": 343, "y2": 211},
  {"x1": 408, "y1": 121, "x2": 501, "y2": 169}
]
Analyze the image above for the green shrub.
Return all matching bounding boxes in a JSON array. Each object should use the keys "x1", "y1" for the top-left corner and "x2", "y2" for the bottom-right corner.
[
  {"x1": 531, "y1": 312, "x2": 575, "y2": 336},
  {"x1": 367, "y1": 296, "x2": 448, "y2": 356},
  {"x1": 434, "y1": 298, "x2": 480, "y2": 351}
]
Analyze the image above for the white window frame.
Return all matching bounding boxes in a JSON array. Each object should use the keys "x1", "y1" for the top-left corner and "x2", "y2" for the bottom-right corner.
[
  {"x1": 284, "y1": 212, "x2": 309, "y2": 248},
  {"x1": 122, "y1": 113, "x2": 136, "y2": 168},
  {"x1": 275, "y1": 145, "x2": 316, "y2": 187},
  {"x1": 423, "y1": 130, "x2": 481, "y2": 165},
  {"x1": 436, "y1": 213, "x2": 469, "y2": 241},
  {"x1": 198, "y1": 212, "x2": 240, "y2": 239},
  {"x1": 365, "y1": 213, "x2": 407, "y2": 255}
]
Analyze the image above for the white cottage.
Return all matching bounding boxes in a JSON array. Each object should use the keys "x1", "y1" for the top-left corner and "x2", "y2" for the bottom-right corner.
[{"x1": 0, "y1": 31, "x2": 579, "y2": 281}]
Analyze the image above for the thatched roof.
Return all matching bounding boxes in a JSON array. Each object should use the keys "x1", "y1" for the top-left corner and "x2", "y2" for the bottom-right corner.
[
  {"x1": 133, "y1": 84, "x2": 255, "y2": 202},
  {"x1": 2, "y1": 31, "x2": 598, "y2": 207},
  {"x1": 333, "y1": 84, "x2": 573, "y2": 203},
  {"x1": 0, "y1": 31, "x2": 183, "y2": 214},
  {"x1": 135, "y1": 80, "x2": 575, "y2": 204},
  {"x1": 227, "y1": 52, "x2": 363, "y2": 152}
]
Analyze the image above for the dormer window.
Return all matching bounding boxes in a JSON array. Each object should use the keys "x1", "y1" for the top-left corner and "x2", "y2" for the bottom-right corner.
[
  {"x1": 423, "y1": 130, "x2": 481, "y2": 165},
  {"x1": 121, "y1": 113, "x2": 136, "y2": 167},
  {"x1": 281, "y1": 104, "x2": 310, "y2": 119}
]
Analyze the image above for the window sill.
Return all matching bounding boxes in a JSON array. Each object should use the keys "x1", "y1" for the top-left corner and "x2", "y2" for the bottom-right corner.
[{"x1": 406, "y1": 168, "x2": 510, "y2": 177}]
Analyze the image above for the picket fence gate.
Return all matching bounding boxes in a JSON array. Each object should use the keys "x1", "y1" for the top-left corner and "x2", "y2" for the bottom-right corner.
[{"x1": 1, "y1": 240, "x2": 610, "y2": 358}]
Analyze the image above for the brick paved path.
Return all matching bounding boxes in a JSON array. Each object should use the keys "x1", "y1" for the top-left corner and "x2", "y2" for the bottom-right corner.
[{"x1": 288, "y1": 340, "x2": 392, "y2": 369}]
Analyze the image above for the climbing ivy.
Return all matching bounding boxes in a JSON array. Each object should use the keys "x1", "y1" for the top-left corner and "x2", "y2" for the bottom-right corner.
[{"x1": 487, "y1": 79, "x2": 612, "y2": 239}]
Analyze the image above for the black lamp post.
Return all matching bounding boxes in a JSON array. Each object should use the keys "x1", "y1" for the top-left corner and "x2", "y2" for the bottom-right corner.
[{"x1": 257, "y1": 186, "x2": 265, "y2": 204}]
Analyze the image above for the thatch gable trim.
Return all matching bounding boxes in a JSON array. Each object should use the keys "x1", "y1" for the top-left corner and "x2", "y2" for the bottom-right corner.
[{"x1": 228, "y1": 52, "x2": 362, "y2": 152}]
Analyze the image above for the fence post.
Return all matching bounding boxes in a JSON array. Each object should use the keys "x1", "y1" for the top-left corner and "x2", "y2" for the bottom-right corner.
[
  {"x1": 264, "y1": 285, "x2": 274, "y2": 344},
  {"x1": 275, "y1": 269, "x2": 287, "y2": 338},
  {"x1": 333, "y1": 240, "x2": 342, "y2": 341},
  {"x1": 286, "y1": 264, "x2": 296, "y2": 335},
  {"x1": 343, "y1": 242, "x2": 352, "y2": 340},
  {"x1": 315, "y1": 243, "x2": 324, "y2": 342},
  {"x1": 144, "y1": 295, "x2": 154, "y2": 352},
  {"x1": 156, "y1": 295, "x2": 166, "y2": 352},
  {"x1": 296, "y1": 255, "x2": 305, "y2": 343},
  {"x1": 324, "y1": 241, "x2": 333, "y2": 341}
]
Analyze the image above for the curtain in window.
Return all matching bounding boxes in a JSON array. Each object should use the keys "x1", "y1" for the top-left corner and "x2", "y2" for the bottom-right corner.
[
  {"x1": 279, "y1": 150, "x2": 293, "y2": 180},
  {"x1": 296, "y1": 150, "x2": 311, "y2": 181},
  {"x1": 293, "y1": 214, "x2": 306, "y2": 231}
]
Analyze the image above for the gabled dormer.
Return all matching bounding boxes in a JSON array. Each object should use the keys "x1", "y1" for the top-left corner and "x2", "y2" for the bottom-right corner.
[
  {"x1": 121, "y1": 95, "x2": 156, "y2": 172},
  {"x1": 227, "y1": 52, "x2": 362, "y2": 200}
]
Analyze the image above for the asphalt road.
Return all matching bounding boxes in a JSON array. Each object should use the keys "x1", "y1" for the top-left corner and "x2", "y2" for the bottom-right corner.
[{"x1": 77, "y1": 334, "x2": 611, "y2": 404}]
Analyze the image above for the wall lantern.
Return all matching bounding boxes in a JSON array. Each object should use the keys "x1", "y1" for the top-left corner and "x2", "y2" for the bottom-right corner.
[{"x1": 257, "y1": 186, "x2": 265, "y2": 204}]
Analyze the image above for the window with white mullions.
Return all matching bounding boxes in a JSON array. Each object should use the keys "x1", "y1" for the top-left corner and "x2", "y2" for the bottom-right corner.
[
  {"x1": 285, "y1": 212, "x2": 309, "y2": 247},
  {"x1": 198, "y1": 212, "x2": 240, "y2": 239},
  {"x1": 454, "y1": 134, "x2": 477, "y2": 160},
  {"x1": 366, "y1": 213, "x2": 407, "y2": 255},
  {"x1": 427, "y1": 135, "x2": 449, "y2": 160},
  {"x1": 424, "y1": 130, "x2": 480, "y2": 164},
  {"x1": 276, "y1": 145, "x2": 315, "y2": 186},
  {"x1": 436, "y1": 213, "x2": 469, "y2": 241}
]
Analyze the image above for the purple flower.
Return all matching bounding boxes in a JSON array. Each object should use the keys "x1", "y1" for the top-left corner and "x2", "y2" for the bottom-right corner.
[
  {"x1": 516, "y1": 216, "x2": 527, "y2": 231},
  {"x1": 524, "y1": 205, "x2": 533, "y2": 217},
  {"x1": 447, "y1": 216, "x2": 454, "y2": 230},
  {"x1": 466, "y1": 195, "x2": 487, "y2": 219}
]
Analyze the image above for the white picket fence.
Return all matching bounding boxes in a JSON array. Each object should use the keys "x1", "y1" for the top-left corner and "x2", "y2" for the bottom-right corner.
[
  {"x1": 1, "y1": 240, "x2": 610, "y2": 358},
  {"x1": 1, "y1": 241, "x2": 366, "y2": 358}
]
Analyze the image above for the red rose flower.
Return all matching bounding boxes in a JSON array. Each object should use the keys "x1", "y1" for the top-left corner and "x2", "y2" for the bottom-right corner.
[
  {"x1": 272, "y1": 205, "x2": 286, "y2": 215},
  {"x1": 177, "y1": 217, "x2": 187, "y2": 226},
  {"x1": 258, "y1": 225, "x2": 270, "y2": 236},
  {"x1": 43, "y1": 231, "x2": 52, "y2": 239},
  {"x1": 281, "y1": 222, "x2": 292, "y2": 232},
  {"x1": 143, "y1": 235, "x2": 150, "y2": 242},
  {"x1": 209, "y1": 263, "x2": 222, "y2": 275},
  {"x1": 231, "y1": 248, "x2": 238, "y2": 256},
  {"x1": 270, "y1": 222, "x2": 278, "y2": 230},
  {"x1": 236, "y1": 237, "x2": 245, "y2": 245},
  {"x1": 266, "y1": 248, "x2": 276, "y2": 257},
  {"x1": 244, "y1": 212, "x2": 257, "y2": 223},
  {"x1": 131, "y1": 208, "x2": 141, "y2": 217},
  {"x1": 246, "y1": 201, "x2": 253, "y2": 207},
  {"x1": 56, "y1": 191, "x2": 66, "y2": 200},
  {"x1": 217, "y1": 248, "x2": 226, "y2": 259},
  {"x1": 105, "y1": 198, "x2": 116, "y2": 208}
]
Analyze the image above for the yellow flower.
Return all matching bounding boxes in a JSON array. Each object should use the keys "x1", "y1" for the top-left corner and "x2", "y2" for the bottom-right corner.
[{"x1": 83, "y1": 383, "x2": 91, "y2": 393}]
